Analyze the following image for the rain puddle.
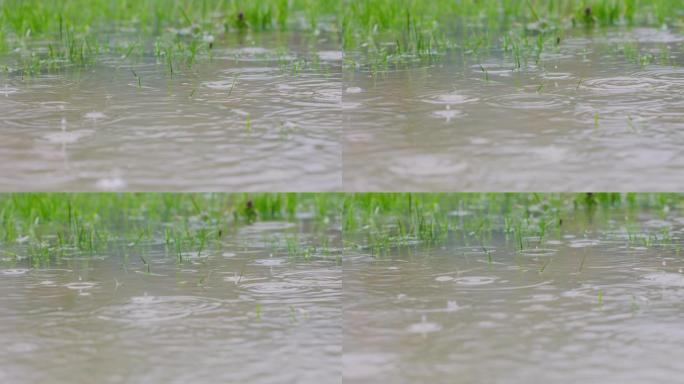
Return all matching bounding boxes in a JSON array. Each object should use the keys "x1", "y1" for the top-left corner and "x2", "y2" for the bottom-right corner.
[
  {"x1": 343, "y1": 27, "x2": 684, "y2": 191},
  {"x1": 344, "y1": 206, "x2": 684, "y2": 383},
  {"x1": 0, "y1": 32, "x2": 341, "y2": 191},
  {"x1": 0, "y1": 220, "x2": 341, "y2": 383}
]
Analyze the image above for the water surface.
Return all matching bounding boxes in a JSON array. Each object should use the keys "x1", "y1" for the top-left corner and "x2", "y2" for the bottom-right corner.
[
  {"x1": 0, "y1": 32, "x2": 341, "y2": 191},
  {"x1": 0, "y1": 220, "x2": 341, "y2": 383},
  {"x1": 344, "y1": 209, "x2": 684, "y2": 383},
  {"x1": 343, "y1": 28, "x2": 684, "y2": 191}
]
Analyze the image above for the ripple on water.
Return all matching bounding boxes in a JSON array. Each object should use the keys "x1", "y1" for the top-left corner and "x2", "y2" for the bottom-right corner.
[
  {"x1": 221, "y1": 67, "x2": 282, "y2": 81},
  {"x1": 432, "y1": 108, "x2": 466, "y2": 121},
  {"x1": 1, "y1": 85, "x2": 19, "y2": 96},
  {"x1": 581, "y1": 76, "x2": 670, "y2": 94},
  {"x1": 454, "y1": 276, "x2": 497, "y2": 286},
  {"x1": 487, "y1": 92, "x2": 569, "y2": 110},
  {"x1": 43, "y1": 130, "x2": 94, "y2": 144},
  {"x1": 633, "y1": 67, "x2": 684, "y2": 83},
  {"x1": 84, "y1": 111, "x2": 106, "y2": 121},
  {"x1": 421, "y1": 92, "x2": 479, "y2": 105},
  {"x1": 641, "y1": 273, "x2": 684, "y2": 287},
  {"x1": 389, "y1": 155, "x2": 467, "y2": 177},
  {"x1": 2, "y1": 269, "x2": 29, "y2": 276},
  {"x1": 251, "y1": 259, "x2": 286, "y2": 267},
  {"x1": 241, "y1": 281, "x2": 310, "y2": 296},
  {"x1": 541, "y1": 72, "x2": 574, "y2": 80},
  {"x1": 406, "y1": 316, "x2": 442, "y2": 334},
  {"x1": 471, "y1": 63, "x2": 518, "y2": 77},
  {"x1": 96, "y1": 177, "x2": 127, "y2": 191},
  {"x1": 317, "y1": 51, "x2": 342, "y2": 61},
  {"x1": 64, "y1": 282, "x2": 99, "y2": 290},
  {"x1": 568, "y1": 239, "x2": 601, "y2": 248},
  {"x1": 520, "y1": 248, "x2": 558, "y2": 257},
  {"x1": 238, "y1": 221, "x2": 296, "y2": 234},
  {"x1": 96, "y1": 295, "x2": 222, "y2": 323}
]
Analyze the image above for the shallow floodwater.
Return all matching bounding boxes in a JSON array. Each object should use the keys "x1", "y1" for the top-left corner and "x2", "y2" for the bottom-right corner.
[
  {"x1": 0, "y1": 32, "x2": 341, "y2": 191},
  {"x1": 344, "y1": 28, "x2": 684, "y2": 191},
  {"x1": 0, "y1": 221, "x2": 341, "y2": 383},
  {"x1": 344, "y1": 210, "x2": 684, "y2": 383}
]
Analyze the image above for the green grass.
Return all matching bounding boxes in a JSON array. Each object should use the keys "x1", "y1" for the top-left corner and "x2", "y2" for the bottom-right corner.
[
  {"x1": 342, "y1": 0, "x2": 683, "y2": 68},
  {"x1": 342, "y1": 193, "x2": 683, "y2": 256},
  {"x1": 0, "y1": 0, "x2": 339, "y2": 74},
  {"x1": 0, "y1": 193, "x2": 681, "y2": 265},
  {"x1": 0, "y1": 193, "x2": 343, "y2": 266}
]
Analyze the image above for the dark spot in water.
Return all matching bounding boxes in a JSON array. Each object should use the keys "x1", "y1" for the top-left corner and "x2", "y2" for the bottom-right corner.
[
  {"x1": 245, "y1": 200, "x2": 257, "y2": 223},
  {"x1": 237, "y1": 11, "x2": 247, "y2": 30},
  {"x1": 585, "y1": 7, "x2": 592, "y2": 17}
]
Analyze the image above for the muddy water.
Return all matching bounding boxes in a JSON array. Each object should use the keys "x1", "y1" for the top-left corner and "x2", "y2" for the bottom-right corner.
[
  {"x1": 0, "y1": 221, "x2": 341, "y2": 383},
  {"x1": 344, "y1": 210, "x2": 684, "y2": 383},
  {"x1": 0, "y1": 32, "x2": 341, "y2": 191},
  {"x1": 343, "y1": 28, "x2": 684, "y2": 191}
]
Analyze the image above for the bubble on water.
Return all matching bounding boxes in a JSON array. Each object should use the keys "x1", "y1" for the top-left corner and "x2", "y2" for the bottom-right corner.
[
  {"x1": 222, "y1": 252, "x2": 236, "y2": 258},
  {"x1": 346, "y1": 87, "x2": 363, "y2": 94},
  {"x1": 435, "y1": 275, "x2": 454, "y2": 282}
]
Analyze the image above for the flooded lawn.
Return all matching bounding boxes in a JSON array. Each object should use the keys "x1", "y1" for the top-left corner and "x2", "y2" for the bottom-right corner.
[
  {"x1": 344, "y1": 200, "x2": 684, "y2": 383},
  {"x1": 0, "y1": 32, "x2": 341, "y2": 191},
  {"x1": 343, "y1": 28, "x2": 684, "y2": 191},
  {"x1": 0, "y1": 198, "x2": 341, "y2": 383}
]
